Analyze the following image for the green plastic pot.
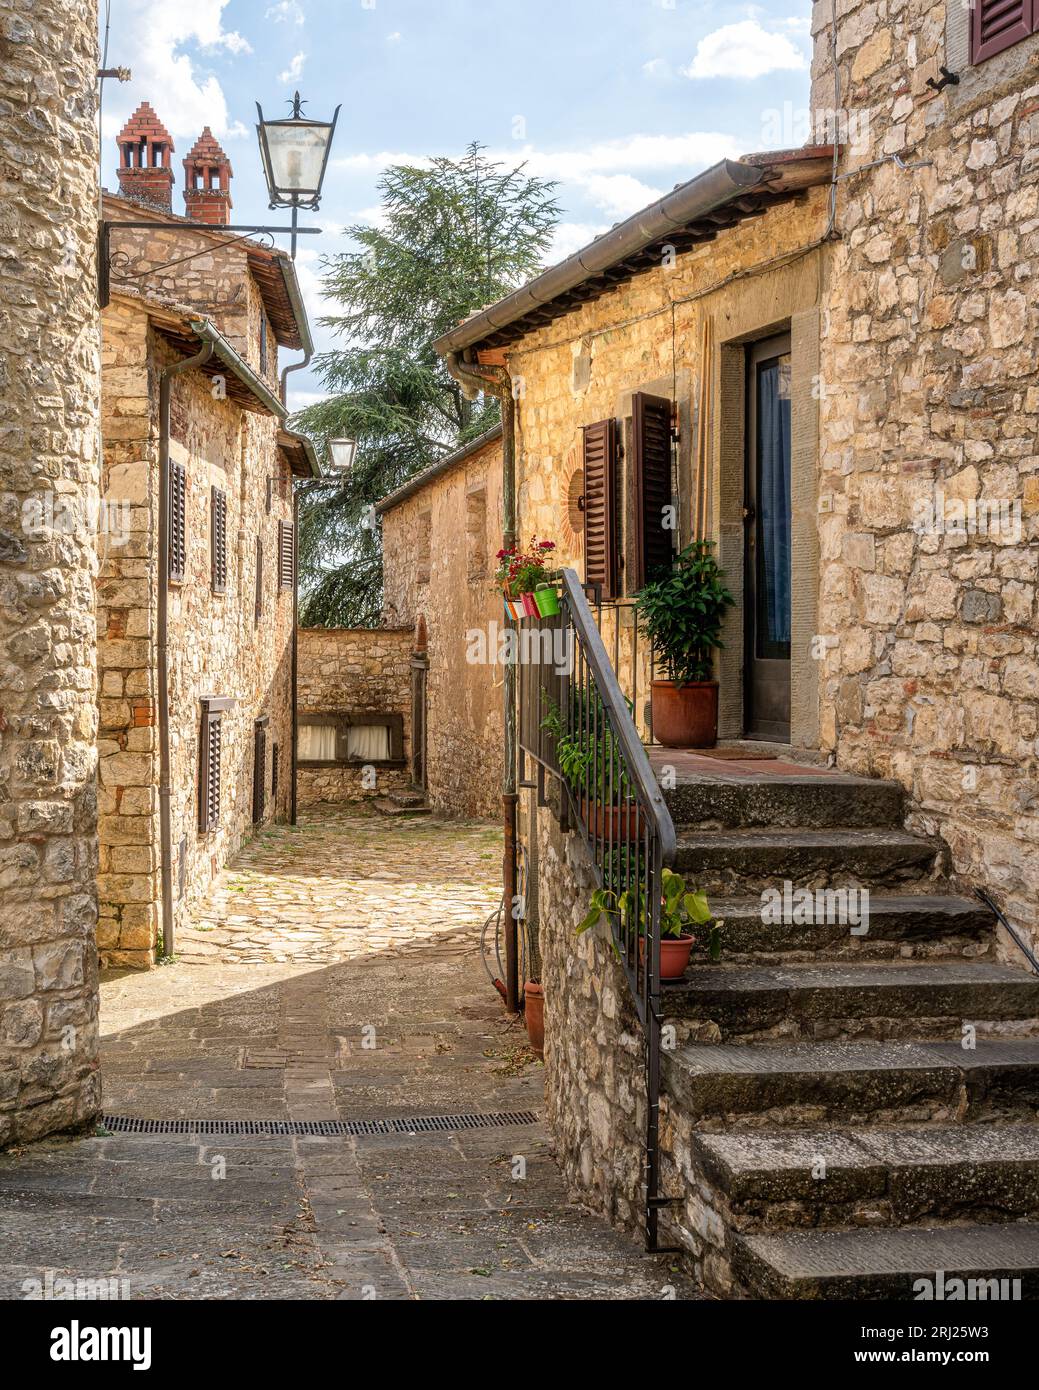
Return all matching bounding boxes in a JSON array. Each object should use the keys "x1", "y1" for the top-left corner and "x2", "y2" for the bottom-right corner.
[{"x1": 534, "y1": 584, "x2": 560, "y2": 617}]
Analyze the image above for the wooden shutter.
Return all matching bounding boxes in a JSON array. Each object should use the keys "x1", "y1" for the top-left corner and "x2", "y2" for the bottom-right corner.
[
  {"x1": 271, "y1": 743, "x2": 279, "y2": 802},
  {"x1": 255, "y1": 536, "x2": 263, "y2": 621},
  {"x1": 252, "y1": 720, "x2": 267, "y2": 824},
  {"x1": 199, "y1": 711, "x2": 222, "y2": 833},
  {"x1": 582, "y1": 418, "x2": 618, "y2": 598},
  {"x1": 632, "y1": 392, "x2": 675, "y2": 589},
  {"x1": 278, "y1": 520, "x2": 295, "y2": 588},
  {"x1": 169, "y1": 461, "x2": 186, "y2": 581},
  {"x1": 972, "y1": 0, "x2": 1033, "y2": 61},
  {"x1": 211, "y1": 487, "x2": 227, "y2": 594}
]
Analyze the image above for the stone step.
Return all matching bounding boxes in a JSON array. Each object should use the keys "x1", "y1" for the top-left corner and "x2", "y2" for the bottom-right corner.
[
  {"x1": 673, "y1": 826, "x2": 939, "y2": 890},
  {"x1": 731, "y1": 1222, "x2": 1039, "y2": 1300},
  {"x1": 662, "y1": 1039, "x2": 1039, "y2": 1128},
  {"x1": 371, "y1": 795, "x2": 431, "y2": 817},
  {"x1": 663, "y1": 961, "x2": 1039, "y2": 1041},
  {"x1": 700, "y1": 893, "x2": 994, "y2": 963},
  {"x1": 663, "y1": 772, "x2": 904, "y2": 830},
  {"x1": 694, "y1": 1124, "x2": 1039, "y2": 1226}
]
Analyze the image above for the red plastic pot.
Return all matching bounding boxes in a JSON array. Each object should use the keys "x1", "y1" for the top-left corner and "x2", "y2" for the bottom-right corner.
[
  {"x1": 520, "y1": 592, "x2": 540, "y2": 618},
  {"x1": 640, "y1": 934, "x2": 695, "y2": 979}
]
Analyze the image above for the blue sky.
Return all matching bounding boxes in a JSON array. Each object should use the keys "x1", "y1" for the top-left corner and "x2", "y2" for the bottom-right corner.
[{"x1": 99, "y1": 0, "x2": 813, "y2": 406}]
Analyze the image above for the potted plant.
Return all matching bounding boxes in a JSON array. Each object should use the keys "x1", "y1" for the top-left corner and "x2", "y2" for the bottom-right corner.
[
  {"x1": 541, "y1": 693, "x2": 637, "y2": 839},
  {"x1": 577, "y1": 868, "x2": 718, "y2": 979},
  {"x1": 634, "y1": 541, "x2": 735, "y2": 747},
  {"x1": 495, "y1": 537, "x2": 557, "y2": 618}
]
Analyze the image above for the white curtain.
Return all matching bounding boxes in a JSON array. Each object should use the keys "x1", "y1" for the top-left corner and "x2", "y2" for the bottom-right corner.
[
  {"x1": 298, "y1": 724, "x2": 337, "y2": 761},
  {"x1": 347, "y1": 724, "x2": 390, "y2": 761}
]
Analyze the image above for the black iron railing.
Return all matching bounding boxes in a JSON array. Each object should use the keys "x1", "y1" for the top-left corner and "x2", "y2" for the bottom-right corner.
[{"x1": 517, "y1": 568, "x2": 677, "y2": 1250}]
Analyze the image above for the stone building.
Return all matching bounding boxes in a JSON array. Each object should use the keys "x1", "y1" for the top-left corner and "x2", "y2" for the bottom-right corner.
[
  {"x1": 377, "y1": 427, "x2": 505, "y2": 819},
  {"x1": 0, "y1": 0, "x2": 102, "y2": 1143},
  {"x1": 97, "y1": 105, "x2": 318, "y2": 968},
  {"x1": 432, "y1": 1, "x2": 1039, "y2": 1297}
]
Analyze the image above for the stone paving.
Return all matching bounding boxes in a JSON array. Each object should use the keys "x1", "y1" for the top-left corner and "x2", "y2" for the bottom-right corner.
[{"x1": 0, "y1": 807, "x2": 696, "y2": 1301}]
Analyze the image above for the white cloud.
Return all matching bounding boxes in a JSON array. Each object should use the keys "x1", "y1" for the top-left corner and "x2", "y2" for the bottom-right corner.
[
  {"x1": 266, "y1": 1, "x2": 305, "y2": 24},
  {"x1": 279, "y1": 51, "x2": 307, "y2": 83},
  {"x1": 642, "y1": 58, "x2": 669, "y2": 78},
  {"x1": 386, "y1": 32, "x2": 402, "y2": 44},
  {"x1": 100, "y1": 0, "x2": 252, "y2": 142},
  {"x1": 546, "y1": 221, "x2": 610, "y2": 264},
  {"x1": 683, "y1": 20, "x2": 808, "y2": 80},
  {"x1": 511, "y1": 132, "x2": 743, "y2": 180},
  {"x1": 579, "y1": 173, "x2": 663, "y2": 219}
]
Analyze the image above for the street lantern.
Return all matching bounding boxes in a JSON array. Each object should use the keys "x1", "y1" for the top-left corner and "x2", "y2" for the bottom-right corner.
[
  {"x1": 327, "y1": 437, "x2": 357, "y2": 473},
  {"x1": 256, "y1": 92, "x2": 340, "y2": 212}
]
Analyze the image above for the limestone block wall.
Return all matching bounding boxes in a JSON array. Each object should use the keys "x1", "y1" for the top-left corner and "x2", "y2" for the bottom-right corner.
[
  {"x1": 811, "y1": 0, "x2": 1039, "y2": 955},
  {"x1": 0, "y1": 0, "x2": 102, "y2": 1142},
  {"x1": 97, "y1": 321, "x2": 295, "y2": 968},
  {"x1": 381, "y1": 436, "x2": 505, "y2": 818},
  {"x1": 501, "y1": 194, "x2": 827, "y2": 748},
  {"x1": 297, "y1": 627, "x2": 413, "y2": 806}
]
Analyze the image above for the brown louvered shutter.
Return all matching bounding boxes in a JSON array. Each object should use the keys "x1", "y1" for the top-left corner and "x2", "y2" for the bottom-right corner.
[
  {"x1": 278, "y1": 520, "x2": 295, "y2": 588},
  {"x1": 582, "y1": 418, "x2": 618, "y2": 598},
  {"x1": 199, "y1": 711, "x2": 222, "y2": 833},
  {"x1": 632, "y1": 392, "x2": 675, "y2": 589},
  {"x1": 252, "y1": 720, "x2": 267, "y2": 824},
  {"x1": 211, "y1": 487, "x2": 227, "y2": 594},
  {"x1": 255, "y1": 536, "x2": 263, "y2": 621},
  {"x1": 169, "y1": 461, "x2": 186, "y2": 581},
  {"x1": 972, "y1": 0, "x2": 1034, "y2": 61}
]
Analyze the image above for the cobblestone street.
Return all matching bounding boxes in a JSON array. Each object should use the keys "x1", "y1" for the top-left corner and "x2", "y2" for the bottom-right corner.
[{"x1": 0, "y1": 809, "x2": 694, "y2": 1301}]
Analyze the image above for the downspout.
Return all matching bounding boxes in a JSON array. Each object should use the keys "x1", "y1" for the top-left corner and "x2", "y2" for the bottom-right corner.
[
  {"x1": 157, "y1": 340, "x2": 214, "y2": 960},
  {"x1": 446, "y1": 351, "x2": 520, "y2": 1013}
]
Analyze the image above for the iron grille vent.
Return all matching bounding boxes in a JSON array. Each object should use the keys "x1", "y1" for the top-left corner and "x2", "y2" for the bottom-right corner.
[{"x1": 102, "y1": 1111, "x2": 539, "y2": 1137}]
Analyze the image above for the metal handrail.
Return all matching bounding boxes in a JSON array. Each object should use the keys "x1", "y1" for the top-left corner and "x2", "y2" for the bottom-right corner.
[{"x1": 517, "y1": 568, "x2": 677, "y2": 1250}]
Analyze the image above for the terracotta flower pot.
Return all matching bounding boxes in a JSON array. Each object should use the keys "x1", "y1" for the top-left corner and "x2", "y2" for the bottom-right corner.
[
  {"x1": 520, "y1": 591, "x2": 540, "y2": 618},
  {"x1": 640, "y1": 934, "x2": 695, "y2": 980},
  {"x1": 580, "y1": 799, "x2": 639, "y2": 841},
  {"x1": 524, "y1": 981, "x2": 544, "y2": 1056},
  {"x1": 651, "y1": 679, "x2": 719, "y2": 748}
]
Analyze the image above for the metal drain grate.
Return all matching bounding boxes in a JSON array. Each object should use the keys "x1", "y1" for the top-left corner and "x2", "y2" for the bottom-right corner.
[{"x1": 101, "y1": 1110, "x2": 539, "y2": 1137}]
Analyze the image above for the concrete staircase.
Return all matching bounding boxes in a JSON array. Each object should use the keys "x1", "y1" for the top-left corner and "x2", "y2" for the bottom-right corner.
[{"x1": 657, "y1": 762, "x2": 1039, "y2": 1299}]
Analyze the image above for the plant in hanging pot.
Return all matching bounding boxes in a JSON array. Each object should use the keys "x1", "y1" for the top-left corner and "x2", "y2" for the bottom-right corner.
[
  {"x1": 634, "y1": 541, "x2": 735, "y2": 748},
  {"x1": 495, "y1": 536, "x2": 557, "y2": 618},
  {"x1": 541, "y1": 692, "x2": 638, "y2": 839},
  {"x1": 577, "y1": 868, "x2": 718, "y2": 980}
]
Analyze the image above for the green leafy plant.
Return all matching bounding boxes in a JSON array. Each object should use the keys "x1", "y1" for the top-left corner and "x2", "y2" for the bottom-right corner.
[
  {"x1": 577, "y1": 868, "x2": 715, "y2": 944},
  {"x1": 634, "y1": 541, "x2": 735, "y2": 685},
  {"x1": 541, "y1": 692, "x2": 631, "y2": 802}
]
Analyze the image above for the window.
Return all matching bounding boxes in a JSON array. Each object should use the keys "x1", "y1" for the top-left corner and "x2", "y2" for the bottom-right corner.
[
  {"x1": 278, "y1": 519, "x2": 295, "y2": 588},
  {"x1": 632, "y1": 392, "x2": 674, "y2": 589},
  {"x1": 252, "y1": 718, "x2": 267, "y2": 824},
  {"x1": 582, "y1": 417, "x2": 618, "y2": 598},
  {"x1": 255, "y1": 536, "x2": 263, "y2": 622},
  {"x1": 169, "y1": 460, "x2": 186, "y2": 582},
  {"x1": 211, "y1": 486, "x2": 227, "y2": 594},
  {"x1": 972, "y1": 0, "x2": 1036, "y2": 62},
  {"x1": 466, "y1": 488, "x2": 487, "y2": 579},
  {"x1": 266, "y1": 476, "x2": 273, "y2": 514},
  {"x1": 296, "y1": 712, "x2": 404, "y2": 765},
  {"x1": 416, "y1": 511, "x2": 432, "y2": 585},
  {"x1": 198, "y1": 706, "x2": 223, "y2": 832}
]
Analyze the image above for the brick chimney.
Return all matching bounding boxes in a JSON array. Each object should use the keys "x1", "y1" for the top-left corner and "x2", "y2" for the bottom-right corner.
[
  {"x1": 116, "y1": 102, "x2": 175, "y2": 212},
  {"x1": 183, "y1": 128, "x2": 233, "y2": 226}
]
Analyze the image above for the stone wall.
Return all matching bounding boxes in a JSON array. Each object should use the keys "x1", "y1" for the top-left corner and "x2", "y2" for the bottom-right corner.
[
  {"x1": 97, "y1": 305, "x2": 295, "y2": 969},
  {"x1": 381, "y1": 435, "x2": 505, "y2": 818},
  {"x1": 811, "y1": 0, "x2": 1039, "y2": 957},
  {"x1": 296, "y1": 627, "x2": 413, "y2": 806},
  {"x1": 0, "y1": 0, "x2": 102, "y2": 1142}
]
